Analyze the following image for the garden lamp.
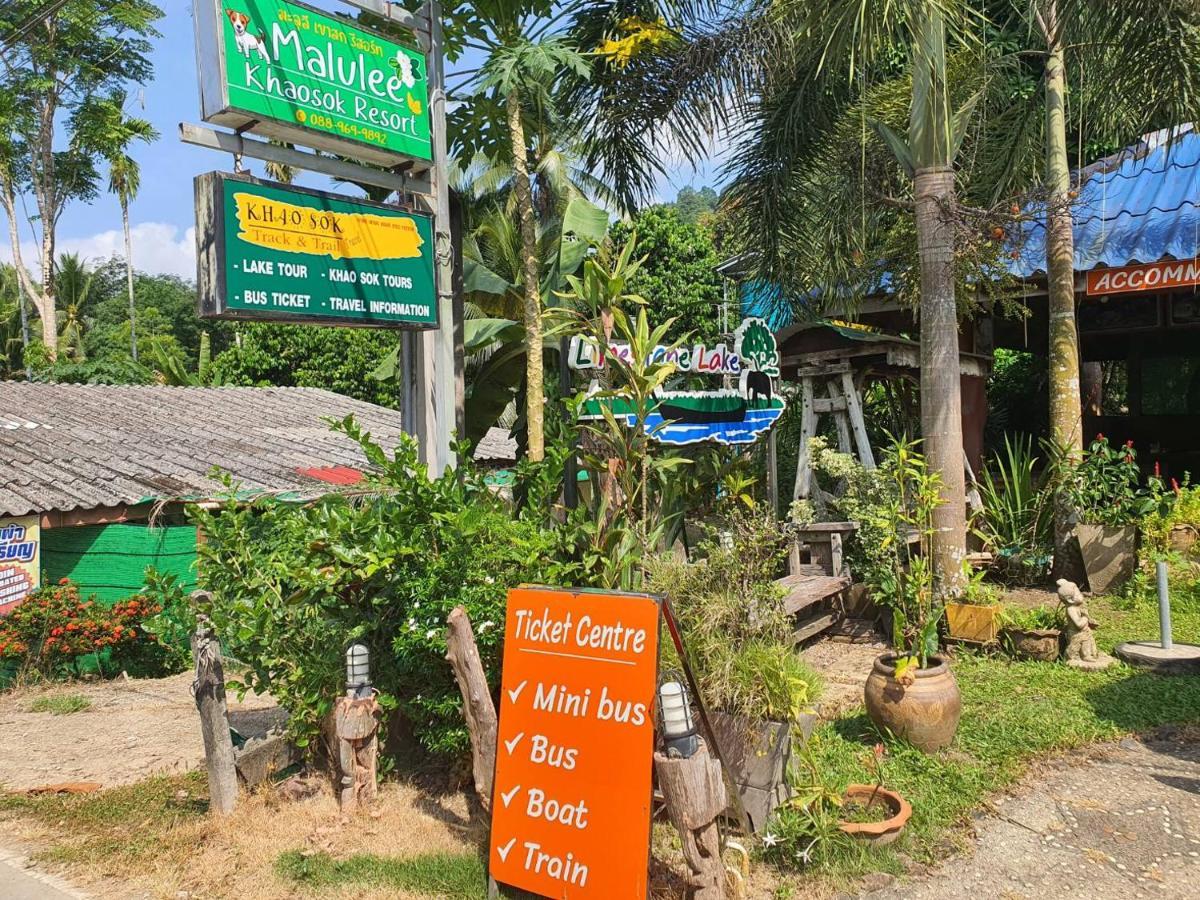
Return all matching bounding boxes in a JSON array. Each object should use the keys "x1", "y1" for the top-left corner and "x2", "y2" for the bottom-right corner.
[
  {"x1": 658, "y1": 674, "x2": 699, "y2": 759},
  {"x1": 346, "y1": 642, "x2": 371, "y2": 699}
]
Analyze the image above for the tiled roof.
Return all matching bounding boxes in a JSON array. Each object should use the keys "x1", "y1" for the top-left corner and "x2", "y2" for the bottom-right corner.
[{"x1": 0, "y1": 384, "x2": 410, "y2": 517}]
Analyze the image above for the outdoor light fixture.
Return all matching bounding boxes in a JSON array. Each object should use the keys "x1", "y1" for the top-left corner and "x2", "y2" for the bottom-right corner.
[
  {"x1": 346, "y1": 643, "x2": 371, "y2": 699},
  {"x1": 658, "y1": 674, "x2": 699, "y2": 759}
]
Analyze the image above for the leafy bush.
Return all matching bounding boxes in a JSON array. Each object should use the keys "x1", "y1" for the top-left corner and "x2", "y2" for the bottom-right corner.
[
  {"x1": 1059, "y1": 435, "x2": 1153, "y2": 526},
  {"x1": 648, "y1": 511, "x2": 822, "y2": 723},
  {"x1": 191, "y1": 418, "x2": 570, "y2": 757},
  {"x1": 1140, "y1": 474, "x2": 1200, "y2": 560},
  {"x1": 0, "y1": 579, "x2": 179, "y2": 680},
  {"x1": 999, "y1": 604, "x2": 1062, "y2": 631}
]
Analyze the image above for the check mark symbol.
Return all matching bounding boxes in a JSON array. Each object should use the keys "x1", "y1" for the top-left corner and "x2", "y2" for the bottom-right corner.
[
  {"x1": 506, "y1": 680, "x2": 528, "y2": 704},
  {"x1": 503, "y1": 732, "x2": 524, "y2": 755},
  {"x1": 500, "y1": 784, "x2": 520, "y2": 808},
  {"x1": 496, "y1": 837, "x2": 516, "y2": 862}
]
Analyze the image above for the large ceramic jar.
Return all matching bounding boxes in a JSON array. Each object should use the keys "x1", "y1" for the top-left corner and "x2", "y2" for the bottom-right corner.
[{"x1": 863, "y1": 653, "x2": 961, "y2": 752}]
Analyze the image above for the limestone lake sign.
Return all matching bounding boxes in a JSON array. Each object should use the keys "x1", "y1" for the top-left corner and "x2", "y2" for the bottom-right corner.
[
  {"x1": 489, "y1": 587, "x2": 660, "y2": 898},
  {"x1": 195, "y1": 172, "x2": 437, "y2": 328},
  {"x1": 569, "y1": 317, "x2": 787, "y2": 445},
  {"x1": 194, "y1": 0, "x2": 431, "y2": 166}
]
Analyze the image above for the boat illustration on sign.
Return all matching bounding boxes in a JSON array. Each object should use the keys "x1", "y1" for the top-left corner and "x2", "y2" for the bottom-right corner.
[{"x1": 575, "y1": 318, "x2": 787, "y2": 446}]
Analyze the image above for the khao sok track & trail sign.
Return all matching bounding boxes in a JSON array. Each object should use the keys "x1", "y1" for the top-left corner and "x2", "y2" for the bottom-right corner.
[
  {"x1": 194, "y1": 0, "x2": 432, "y2": 166},
  {"x1": 489, "y1": 587, "x2": 660, "y2": 898},
  {"x1": 196, "y1": 172, "x2": 437, "y2": 328},
  {"x1": 569, "y1": 317, "x2": 787, "y2": 445}
]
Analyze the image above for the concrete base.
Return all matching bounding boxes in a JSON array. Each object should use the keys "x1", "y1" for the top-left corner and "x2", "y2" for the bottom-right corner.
[
  {"x1": 1114, "y1": 641, "x2": 1200, "y2": 675},
  {"x1": 1067, "y1": 653, "x2": 1116, "y2": 671}
]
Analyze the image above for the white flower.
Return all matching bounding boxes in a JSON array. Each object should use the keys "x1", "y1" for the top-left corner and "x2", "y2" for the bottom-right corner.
[
  {"x1": 413, "y1": 602, "x2": 421, "y2": 609},
  {"x1": 479, "y1": 621, "x2": 495, "y2": 632},
  {"x1": 425, "y1": 629, "x2": 437, "y2": 639},
  {"x1": 795, "y1": 839, "x2": 816, "y2": 865},
  {"x1": 761, "y1": 832, "x2": 779, "y2": 848},
  {"x1": 484, "y1": 576, "x2": 495, "y2": 585}
]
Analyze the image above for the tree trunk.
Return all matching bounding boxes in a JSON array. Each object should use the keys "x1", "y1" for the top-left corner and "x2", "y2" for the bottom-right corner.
[
  {"x1": 190, "y1": 610, "x2": 238, "y2": 816},
  {"x1": 38, "y1": 227, "x2": 58, "y2": 358},
  {"x1": 506, "y1": 88, "x2": 545, "y2": 462},
  {"x1": 914, "y1": 166, "x2": 967, "y2": 597},
  {"x1": 123, "y1": 197, "x2": 137, "y2": 361},
  {"x1": 445, "y1": 606, "x2": 498, "y2": 814},
  {"x1": 1044, "y1": 29, "x2": 1085, "y2": 575}
]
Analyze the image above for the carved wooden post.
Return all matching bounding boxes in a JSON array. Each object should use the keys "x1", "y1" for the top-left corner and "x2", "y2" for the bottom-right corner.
[
  {"x1": 334, "y1": 695, "x2": 381, "y2": 812},
  {"x1": 445, "y1": 605, "x2": 498, "y2": 813},
  {"x1": 190, "y1": 600, "x2": 238, "y2": 817},
  {"x1": 655, "y1": 738, "x2": 728, "y2": 900}
]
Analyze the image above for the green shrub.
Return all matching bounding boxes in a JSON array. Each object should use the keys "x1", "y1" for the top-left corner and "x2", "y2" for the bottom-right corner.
[
  {"x1": 649, "y1": 511, "x2": 822, "y2": 722},
  {"x1": 1000, "y1": 604, "x2": 1062, "y2": 631},
  {"x1": 191, "y1": 418, "x2": 571, "y2": 757},
  {"x1": 973, "y1": 435, "x2": 1053, "y2": 583}
]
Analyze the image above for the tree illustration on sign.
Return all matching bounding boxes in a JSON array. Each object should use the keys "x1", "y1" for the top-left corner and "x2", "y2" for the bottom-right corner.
[{"x1": 736, "y1": 318, "x2": 780, "y2": 376}]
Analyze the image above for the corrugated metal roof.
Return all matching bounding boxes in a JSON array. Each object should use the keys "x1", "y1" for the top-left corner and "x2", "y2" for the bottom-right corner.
[
  {"x1": 0, "y1": 384, "x2": 409, "y2": 517},
  {"x1": 1009, "y1": 126, "x2": 1200, "y2": 277}
]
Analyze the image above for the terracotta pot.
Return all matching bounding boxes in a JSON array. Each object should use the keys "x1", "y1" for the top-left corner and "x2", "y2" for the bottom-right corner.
[
  {"x1": 1001, "y1": 627, "x2": 1061, "y2": 662},
  {"x1": 863, "y1": 654, "x2": 961, "y2": 753},
  {"x1": 837, "y1": 784, "x2": 912, "y2": 847}
]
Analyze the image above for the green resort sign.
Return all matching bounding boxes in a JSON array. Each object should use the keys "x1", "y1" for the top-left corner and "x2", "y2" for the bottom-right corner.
[
  {"x1": 196, "y1": 172, "x2": 437, "y2": 328},
  {"x1": 195, "y1": 0, "x2": 432, "y2": 165}
]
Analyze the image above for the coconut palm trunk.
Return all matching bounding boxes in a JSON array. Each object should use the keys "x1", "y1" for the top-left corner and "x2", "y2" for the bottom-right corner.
[
  {"x1": 122, "y1": 195, "x2": 137, "y2": 361},
  {"x1": 506, "y1": 87, "x2": 545, "y2": 462},
  {"x1": 1040, "y1": 2, "x2": 1084, "y2": 573},
  {"x1": 914, "y1": 166, "x2": 968, "y2": 596}
]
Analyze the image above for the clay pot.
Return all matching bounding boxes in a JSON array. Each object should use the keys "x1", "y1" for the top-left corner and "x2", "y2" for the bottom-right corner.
[
  {"x1": 1001, "y1": 627, "x2": 1061, "y2": 662},
  {"x1": 863, "y1": 654, "x2": 961, "y2": 753},
  {"x1": 837, "y1": 784, "x2": 912, "y2": 846}
]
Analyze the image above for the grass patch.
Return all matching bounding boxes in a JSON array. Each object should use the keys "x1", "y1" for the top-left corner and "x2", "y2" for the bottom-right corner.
[
  {"x1": 0, "y1": 771, "x2": 209, "y2": 866},
  {"x1": 277, "y1": 849, "x2": 485, "y2": 898},
  {"x1": 27, "y1": 693, "x2": 91, "y2": 715},
  {"x1": 774, "y1": 594, "x2": 1200, "y2": 883}
]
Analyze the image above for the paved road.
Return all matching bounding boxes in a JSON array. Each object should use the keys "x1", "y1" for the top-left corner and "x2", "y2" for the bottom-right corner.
[
  {"x1": 863, "y1": 728, "x2": 1200, "y2": 899},
  {"x1": 0, "y1": 846, "x2": 90, "y2": 899}
]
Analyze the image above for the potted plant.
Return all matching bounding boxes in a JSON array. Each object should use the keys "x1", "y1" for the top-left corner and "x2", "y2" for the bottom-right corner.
[
  {"x1": 857, "y1": 439, "x2": 962, "y2": 753},
  {"x1": 838, "y1": 744, "x2": 912, "y2": 847},
  {"x1": 649, "y1": 511, "x2": 824, "y2": 832},
  {"x1": 945, "y1": 576, "x2": 1005, "y2": 644},
  {"x1": 1061, "y1": 436, "x2": 1151, "y2": 593},
  {"x1": 999, "y1": 605, "x2": 1063, "y2": 661}
]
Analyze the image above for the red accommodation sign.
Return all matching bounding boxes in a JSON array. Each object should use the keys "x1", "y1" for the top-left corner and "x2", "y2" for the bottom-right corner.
[{"x1": 1086, "y1": 259, "x2": 1200, "y2": 295}]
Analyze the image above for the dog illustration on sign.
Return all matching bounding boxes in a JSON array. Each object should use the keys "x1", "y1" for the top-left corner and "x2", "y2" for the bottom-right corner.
[{"x1": 227, "y1": 8, "x2": 270, "y2": 61}]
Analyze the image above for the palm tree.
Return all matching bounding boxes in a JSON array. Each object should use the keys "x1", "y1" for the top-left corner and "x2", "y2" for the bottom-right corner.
[
  {"x1": 78, "y1": 92, "x2": 157, "y2": 362},
  {"x1": 54, "y1": 253, "x2": 94, "y2": 363}
]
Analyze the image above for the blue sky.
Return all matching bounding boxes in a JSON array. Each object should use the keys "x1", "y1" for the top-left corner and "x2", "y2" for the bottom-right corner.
[{"x1": 1, "y1": 2, "x2": 724, "y2": 280}]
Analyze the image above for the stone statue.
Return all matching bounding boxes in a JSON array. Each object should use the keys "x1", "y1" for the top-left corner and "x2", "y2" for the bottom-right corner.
[{"x1": 1058, "y1": 579, "x2": 1114, "y2": 670}]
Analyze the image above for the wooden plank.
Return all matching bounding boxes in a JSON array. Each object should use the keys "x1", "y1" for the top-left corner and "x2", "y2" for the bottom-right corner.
[
  {"x1": 777, "y1": 574, "x2": 851, "y2": 614},
  {"x1": 812, "y1": 397, "x2": 848, "y2": 414},
  {"x1": 791, "y1": 612, "x2": 839, "y2": 644},
  {"x1": 841, "y1": 369, "x2": 876, "y2": 469},
  {"x1": 828, "y1": 380, "x2": 854, "y2": 454},
  {"x1": 793, "y1": 377, "x2": 817, "y2": 500}
]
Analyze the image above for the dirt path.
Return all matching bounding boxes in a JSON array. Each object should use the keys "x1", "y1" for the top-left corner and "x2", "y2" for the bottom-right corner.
[
  {"x1": 0, "y1": 673, "x2": 282, "y2": 791},
  {"x1": 862, "y1": 729, "x2": 1200, "y2": 899}
]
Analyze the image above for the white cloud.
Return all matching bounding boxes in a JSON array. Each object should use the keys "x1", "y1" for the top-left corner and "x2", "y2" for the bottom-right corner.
[{"x1": 0, "y1": 222, "x2": 196, "y2": 280}]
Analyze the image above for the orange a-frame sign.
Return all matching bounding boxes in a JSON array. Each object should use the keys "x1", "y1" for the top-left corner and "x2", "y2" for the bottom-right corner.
[{"x1": 488, "y1": 586, "x2": 661, "y2": 898}]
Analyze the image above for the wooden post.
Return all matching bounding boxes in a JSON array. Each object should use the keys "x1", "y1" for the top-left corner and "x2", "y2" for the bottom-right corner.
[
  {"x1": 334, "y1": 695, "x2": 381, "y2": 812},
  {"x1": 190, "y1": 601, "x2": 238, "y2": 817},
  {"x1": 655, "y1": 739, "x2": 728, "y2": 900},
  {"x1": 445, "y1": 606, "x2": 498, "y2": 813}
]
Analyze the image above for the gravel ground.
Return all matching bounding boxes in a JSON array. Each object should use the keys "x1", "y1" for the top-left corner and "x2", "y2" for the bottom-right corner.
[{"x1": 0, "y1": 672, "x2": 281, "y2": 791}]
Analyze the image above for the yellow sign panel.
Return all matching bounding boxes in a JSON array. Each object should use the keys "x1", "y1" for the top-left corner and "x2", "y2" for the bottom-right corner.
[
  {"x1": 232, "y1": 192, "x2": 425, "y2": 261},
  {"x1": 0, "y1": 515, "x2": 40, "y2": 615}
]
